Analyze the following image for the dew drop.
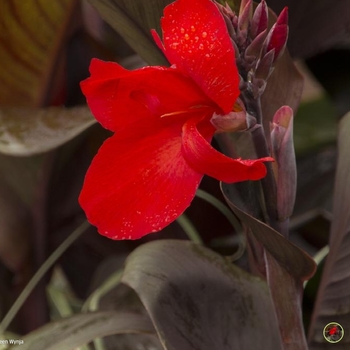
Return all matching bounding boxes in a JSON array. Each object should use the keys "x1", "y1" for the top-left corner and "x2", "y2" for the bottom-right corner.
[
  {"x1": 190, "y1": 25, "x2": 196, "y2": 32},
  {"x1": 180, "y1": 27, "x2": 185, "y2": 33},
  {"x1": 184, "y1": 33, "x2": 190, "y2": 40},
  {"x1": 202, "y1": 32, "x2": 207, "y2": 38},
  {"x1": 199, "y1": 44, "x2": 204, "y2": 50}
]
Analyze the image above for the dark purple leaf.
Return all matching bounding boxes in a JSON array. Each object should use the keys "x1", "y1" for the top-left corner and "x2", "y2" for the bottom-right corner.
[
  {"x1": 221, "y1": 183, "x2": 316, "y2": 349},
  {"x1": 122, "y1": 239, "x2": 283, "y2": 350},
  {"x1": 308, "y1": 112, "x2": 350, "y2": 349}
]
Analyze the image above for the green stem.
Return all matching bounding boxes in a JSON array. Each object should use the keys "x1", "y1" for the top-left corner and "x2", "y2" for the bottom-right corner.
[
  {"x1": 82, "y1": 270, "x2": 123, "y2": 312},
  {"x1": 0, "y1": 220, "x2": 90, "y2": 335},
  {"x1": 196, "y1": 189, "x2": 245, "y2": 260},
  {"x1": 81, "y1": 269, "x2": 123, "y2": 350},
  {"x1": 177, "y1": 214, "x2": 202, "y2": 244},
  {"x1": 196, "y1": 189, "x2": 241, "y2": 232}
]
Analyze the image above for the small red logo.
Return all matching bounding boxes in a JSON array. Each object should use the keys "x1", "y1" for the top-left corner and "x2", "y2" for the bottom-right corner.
[{"x1": 323, "y1": 322, "x2": 344, "y2": 343}]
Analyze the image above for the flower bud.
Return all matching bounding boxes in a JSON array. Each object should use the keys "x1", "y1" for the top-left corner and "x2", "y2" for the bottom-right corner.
[
  {"x1": 262, "y1": 7, "x2": 289, "y2": 63},
  {"x1": 255, "y1": 49, "x2": 274, "y2": 79},
  {"x1": 270, "y1": 106, "x2": 296, "y2": 220},
  {"x1": 250, "y1": 0, "x2": 268, "y2": 39},
  {"x1": 237, "y1": 0, "x2": 253, "y2": 46},
  {"x1": 245, "y1": 29, "x2": 267, "y2": 65},
  {"x1": 251, "y1": 49, "x2": 275, "y2": 97},
  {"x1": 239, "y1": 0, "x2": 252, "y2": 18}
]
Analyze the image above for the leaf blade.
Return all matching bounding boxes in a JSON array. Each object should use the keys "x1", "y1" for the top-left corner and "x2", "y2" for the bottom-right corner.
[
  {"x1": 87, "y1": 0, "x2": 170, "y2": 65},
  {"x1": 308, "y1": 112, "x2": 350, "y2": 348},
  {"x1": 122, "y1": 239, "x2": 283, "y2": 350},
  {"x1": 0, "y1": 0, "x2": 79, "y2": 107},
  {"x1": 0, "y1": 106, "x2": 95, "y2": 156},
  {"x1": 8, "y1": 311, "x2": 155, "y2": 350}
]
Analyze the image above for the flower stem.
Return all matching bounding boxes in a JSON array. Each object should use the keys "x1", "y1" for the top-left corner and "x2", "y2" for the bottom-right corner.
[
  {"x1": 251, "y1": 124, "x2": 278, "y2": 226},
  {"x1": 82, "y1": 270, "x2": 123, "y2": 312},
  {"x1": 196, "y1": 189, "x2": 241, "y2": 232},
  {"x1": 177, "y1": 214, "x2": 202, "y2": 244},
  {"x1": 82, "y1": 269, "x2": 123, "y2": 350}
]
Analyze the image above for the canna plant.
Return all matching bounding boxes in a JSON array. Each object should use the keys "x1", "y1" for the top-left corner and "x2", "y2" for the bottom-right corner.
[
  {"x1": 1, "y1": 0, "x2": 350, "y2": 350},
  {"x1": 78, "y1": 0, "x2": 315, "y2": 349}
]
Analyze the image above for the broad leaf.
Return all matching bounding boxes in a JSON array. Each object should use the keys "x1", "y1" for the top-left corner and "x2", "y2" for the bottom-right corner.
[
  {"x1": 0, "y1": 0, "x2": 79, "y2": 107},
  {"x1": 221, "y1": 183, "x2": 316, "y2": 349},
  {"x1": 0, "y1": 106, "x2": 95, "y2": 156},
  {"x1": 122, "y1": 239, "x2": 283, "y2": 350},
  {"x1": 221, "y1": 183, "x2": 316, "y2": 281},
  {"x1": 308, "y1": 112, "x2": 350, "y2": 349},
  {"x1": 87, "y1": 0, "x2": 170, "y2": 65},
  {"x1": 8, "y1": 311, "x2": 155, "y2": 350}
]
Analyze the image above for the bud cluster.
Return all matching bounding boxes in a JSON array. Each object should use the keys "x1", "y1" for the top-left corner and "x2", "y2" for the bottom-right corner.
[{"x1": 217, "y1": 0, "x2": 288, "y2": 98}]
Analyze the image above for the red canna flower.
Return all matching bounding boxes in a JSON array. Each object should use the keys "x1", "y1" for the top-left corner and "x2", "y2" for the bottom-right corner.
[{"x1": 80, "y1": 0, "x2": 273, "y2": 240}]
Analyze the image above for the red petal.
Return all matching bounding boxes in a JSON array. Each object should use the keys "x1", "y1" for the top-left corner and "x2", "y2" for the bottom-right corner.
[
  {"x1": 79, "y1": 119, "x2": 203, "y2": 240},
  {"x1": 153, "y1": 0, "x2": 240, "y2": 114},
  {"x1": 80, "y1": 58, "x2": 212, "y2": 131},
  {"x1": 182, "y1": 117, "x2": 273, "y2": 182}
]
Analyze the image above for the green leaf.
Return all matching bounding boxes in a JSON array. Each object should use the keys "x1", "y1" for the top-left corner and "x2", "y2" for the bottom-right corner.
[
  {"x1": 122, "y1": 239, "x2": 283, "y2": 350},
  {"x1": 308, "y1": 112, "x2": 350, "y2": 348},
  {"x1": 0, "y1": 106, "x2": 95, "y2": 156},
  {"x1": 87, "y1": 0, "x2": 170, "y2": 65},
  {"x1": 0, "y1": 0, "x2": 80, "y2": 107},
  {"x1": 8, "y1": 311, "x2": 155, "y2": 350}
]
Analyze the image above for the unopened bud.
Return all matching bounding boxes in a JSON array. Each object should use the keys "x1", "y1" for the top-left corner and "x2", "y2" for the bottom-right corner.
[
  {"x1": 250, "y1": 0, "x2": 268, "y2": 39},
  {"x1": 245, "y1": 29, "x2": 267, "y2": 63},
  {"x1": 237, "y1": 0, "x2": 253, "y2": 46},
  {"x1": 254, "y1": 49, "x2": 275, "y2": 80},
  {"x1": 262, "y1": 7, "x2": 288, "y2": 63},
  {"x1": 270, "y1": 106, "x2": 296, "y2": 220},
  {"x1": 239, "y1": 0, "x2": 252, "y2": 18}
]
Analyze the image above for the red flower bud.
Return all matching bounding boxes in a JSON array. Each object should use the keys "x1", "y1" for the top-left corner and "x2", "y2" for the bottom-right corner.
[
  {"x1": 250, "y1": 0, "x2": 268, "y2": 39},
  {"x1": 270, "y1": 106, "x2": 296, "y2": 220},
  {"x1": 263, "y1": 7, "x2": 289, "y2": 62}
]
